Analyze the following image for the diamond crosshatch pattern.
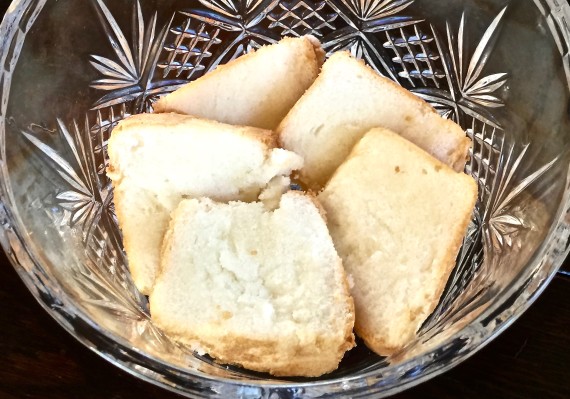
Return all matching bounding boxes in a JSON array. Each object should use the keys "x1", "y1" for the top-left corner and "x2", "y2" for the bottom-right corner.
[
  {"x1": 383, "y1": 24, "x2": 446, "y2": 87},
  {"x1": 268, "y1": 0, "x2": 339, "y2": 37},
  {"x1": 157, "y1": 13, "x2": 222, "y2": 80}
]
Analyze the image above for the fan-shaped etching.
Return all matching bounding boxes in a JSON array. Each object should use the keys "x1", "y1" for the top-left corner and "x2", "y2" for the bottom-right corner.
[
  {"x1": 412, "y1": 8, "x2": 508, "y2": 128},
  {"x1": 322, "y1": 0, "x2": 420, "y2": 80},
  {"x1": 90, "y1": 0, "x2": 178, "y2": 112}
]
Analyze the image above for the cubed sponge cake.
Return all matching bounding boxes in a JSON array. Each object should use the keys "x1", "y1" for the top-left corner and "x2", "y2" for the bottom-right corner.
[
  {"x1": 278, "y1": 52, "x2": 470, "y2": 190},
  {"x1": 107, "y1": 113, "x2": 303, "y2": 294},
  {"x1": 150, "y1": 192, "x2": 355, "y2": 377},
  {"x1": 154, "y1": 36, "x2": 325, "y2": 130},
  {"x1": 319, "y1": 128, "x2": 477, "y2": 355}
]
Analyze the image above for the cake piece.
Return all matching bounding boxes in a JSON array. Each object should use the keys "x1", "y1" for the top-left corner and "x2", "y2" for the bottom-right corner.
[
  {"x1": 107, "y1": 113, "x2": 303, "y2": 294},
  {"x1": 150, "y1": 192, "x2": 355, "y2": 376},
  {"x1": 319, "y1": 128, "x2": 477, "y2": 355},
  {"x1": 278, "y1": 51, "x2": 470, "y2": 190},
  {"x1": 154, "y1": 36, "x2": 325, "y2": 130}
]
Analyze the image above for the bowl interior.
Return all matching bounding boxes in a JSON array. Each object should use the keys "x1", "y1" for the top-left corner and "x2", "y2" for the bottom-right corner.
[{"x1": 1, "y1": 0, "x2": 569, "y2": 395}]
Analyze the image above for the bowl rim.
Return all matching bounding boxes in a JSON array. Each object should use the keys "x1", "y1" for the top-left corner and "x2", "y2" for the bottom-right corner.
[{"x1": 1, "y1": 0, "x2": 569, "y2": 397}]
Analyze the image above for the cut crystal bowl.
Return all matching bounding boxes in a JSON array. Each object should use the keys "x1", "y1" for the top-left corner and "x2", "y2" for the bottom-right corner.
[{"x1": 1, "y1": 0, "x2": 569, "y2": 397}]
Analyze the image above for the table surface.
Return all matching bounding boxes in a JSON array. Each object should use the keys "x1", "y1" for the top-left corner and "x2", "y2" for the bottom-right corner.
[{"x1": 1, "y1": 2, "x2": 569, "y2": 399}]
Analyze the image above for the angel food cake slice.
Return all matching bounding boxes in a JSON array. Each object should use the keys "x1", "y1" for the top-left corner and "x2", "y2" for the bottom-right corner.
[
  {"x1": 154, "y1": 36, "x2": 325, "y2": 130},
  {"x1": 107, "y1": 113, "x2": 303, "y2": 294},
  {"x1": 319, "y1": 128, "x2": 477, "y2": 355},
  {"x1": 150, "y1": 192, "x2": 355, "y2": 377},
  {"x1": 278, "y1": 51, "x2": 470, "y2": 190}
]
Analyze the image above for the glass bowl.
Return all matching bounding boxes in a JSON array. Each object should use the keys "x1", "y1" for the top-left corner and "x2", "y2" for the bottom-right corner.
[{"x1": 1, "y1": 0, "x2": 570, "y2": 397}]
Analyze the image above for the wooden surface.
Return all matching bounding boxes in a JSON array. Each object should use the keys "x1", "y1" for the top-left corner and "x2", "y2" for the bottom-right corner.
[{"x1": 0, "y1": 246, "x2": 569, "y2": 398}]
